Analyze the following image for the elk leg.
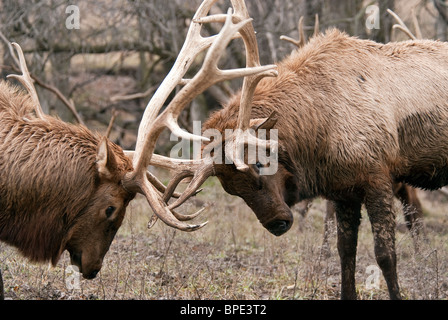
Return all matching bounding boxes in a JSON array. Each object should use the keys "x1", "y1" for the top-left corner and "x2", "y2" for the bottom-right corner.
[
  {"x1": 365, "y1": 185, "x2": 402, "y2": 300},
  {"x1": 394, "y1": 183, "x2": 426, "y2": 249},
  {"x1": 334, "y1": 199, "x2": 361, "y2": 300},
  {"x1": 320, "y1": 201, "x2": 336, "y2": 258}
]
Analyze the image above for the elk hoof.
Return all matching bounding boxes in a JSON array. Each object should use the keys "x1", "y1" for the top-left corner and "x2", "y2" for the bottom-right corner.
[{"x1": 266, "y1": 220, "x2": 291, "y2": 236}]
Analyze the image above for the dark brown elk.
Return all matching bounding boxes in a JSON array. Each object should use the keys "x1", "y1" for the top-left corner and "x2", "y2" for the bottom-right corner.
[{"x1": 0, "y1": 44, "x2": 136, "y2": 299}]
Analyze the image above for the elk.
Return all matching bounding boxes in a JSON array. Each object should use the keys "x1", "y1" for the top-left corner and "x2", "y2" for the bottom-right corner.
[
  {"x1": 0, "y1": 44, "x2": 136, "y2": 299},
  {"x1": 119, "y1": 1, "x2": 448, "y2": 300},
  {"x1": 0, "y1": 0, "x2": 278, "y2": 299},
  {"x1": 135, "y1": 1, "x2": 448, "y2": 300},
  {"x1": 280, "y1": 14, "x2": 425, "y2": 245},
  {"x1": 196, "y1": 28, "x2": 448, "y2": 299}
]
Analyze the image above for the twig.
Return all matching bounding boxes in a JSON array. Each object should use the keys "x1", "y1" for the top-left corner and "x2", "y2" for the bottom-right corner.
[
  {"x1": 0, "y1": 31, "x2": 84, "y2": 124},
  {"x1": 105, "y1": 109, "x2": 118, "y2": 138},
  {"x1": 30, "y1": 75, "x2": 85, "y2": 125},
  {"x1": 110, "y1": 85, "x2": 157, "y2": 103}
]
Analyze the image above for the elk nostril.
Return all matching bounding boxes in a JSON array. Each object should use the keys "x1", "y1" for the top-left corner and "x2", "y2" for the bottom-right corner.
[
  {"x1": 84, "y1": 270, "x2": 99, "y2": 280},
  {"x1": 266, "y1": 220, "x2": 292, "y2": 236}
]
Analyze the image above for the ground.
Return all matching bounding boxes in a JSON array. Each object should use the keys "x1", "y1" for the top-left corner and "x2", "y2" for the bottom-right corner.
[{"x1": 1, "y1": 175, "x2": 448, "y2": 300}]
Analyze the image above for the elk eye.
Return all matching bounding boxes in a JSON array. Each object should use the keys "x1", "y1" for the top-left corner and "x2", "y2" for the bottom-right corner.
[
  {"x1": 105, "y1": 206, "x2": 116, "y2": 218},
  {"x1": 256, "y1": 162, "x2": 263, "y2": 169}
]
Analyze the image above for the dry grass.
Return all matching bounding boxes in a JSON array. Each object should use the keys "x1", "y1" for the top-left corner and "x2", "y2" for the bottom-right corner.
[{"x1": 1, "y1": 175, "x2": 448, "y2": 300}]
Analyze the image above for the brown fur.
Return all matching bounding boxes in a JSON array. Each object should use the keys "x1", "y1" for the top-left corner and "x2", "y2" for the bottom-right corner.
[
  {"x1": 0, "y1": 81, "x2": 135, "y2": 282},
  {"x1": 203, "y1": 29, "x2": 448, "y2": 299}
]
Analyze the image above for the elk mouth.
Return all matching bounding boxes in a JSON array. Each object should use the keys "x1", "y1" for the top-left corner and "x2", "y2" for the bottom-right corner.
[
  {"x1": 246, "y1": 202, "x2": 294, "y2": 237},
  {"x1": 69, "y1": 250, "x2": 100, "y2": 279},
  {"x1": 265, "y1": 219, "x2": 292, "y2": 236}
]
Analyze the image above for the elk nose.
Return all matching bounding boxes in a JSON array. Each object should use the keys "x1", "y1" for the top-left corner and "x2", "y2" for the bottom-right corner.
[
  {"x1": 266, "y1": 220, "x2": 292, "y2": 236},
  {"x1": 84, "y1": 270, "x2": 99, "y2": 280}
]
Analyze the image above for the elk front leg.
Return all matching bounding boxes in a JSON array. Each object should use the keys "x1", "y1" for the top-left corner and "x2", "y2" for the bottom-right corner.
[
  {"x1": 334, "y1": 200, "x2": 361, "y2": 300},
  {"x1": 365, "y1": 185, "x2": 402, "y2": 300}
]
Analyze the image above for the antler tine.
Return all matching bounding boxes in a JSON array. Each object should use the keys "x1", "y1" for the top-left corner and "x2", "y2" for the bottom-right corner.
[
  {"x1": 411, "y1": 7, "x2": 422, "y2": 40},
  {"x1": 124, "y1": 151, "x2": 182, "y2": 198},
  {"x1": 7, "y1": 43, "x2": 47, "y2": 120},
  {"x1": 166, "y1": 156, "x2": 215, "y2": 210},
  {"x1": 140, "y1": 177, "x2": 207, "y2": 232},
  {"x1": 227, "y1": 0, "x2": 279, "y2": 171},
  {"x1": 280, "y1": 16, "x2": 306, "y2": 48},
  {"x1": 280, "y1": 14, "x2": 320, "y2": 49},
  {"x1": 313, "y1": 14, "x2": 320, "y2": 37},
  {"x1": 387, "y1": 8, "x2": 417, "y2": 40}
]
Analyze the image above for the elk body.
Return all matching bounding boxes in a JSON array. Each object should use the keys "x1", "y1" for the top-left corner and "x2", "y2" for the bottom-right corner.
[
  {"x1": 201, "y1": 29, "x2": 448, "y2": 299},
  {"x1": 0, "y1": 80, "x2": 135, "y2": 297}
]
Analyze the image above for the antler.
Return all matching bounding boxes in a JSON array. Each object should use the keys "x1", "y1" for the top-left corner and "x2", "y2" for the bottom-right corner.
[
  {"x1": 388, "y1": 8, "x2": 422, "y2": 40},
  {"x1": 7, "y1": 43, "x2": 47, "y2": 120},
  {"x1": 280, "y1": 14, "x2": 320, "y2": 48},
  {"x1": 121, "y1": 0, "x2": 278, "y2": 231}
]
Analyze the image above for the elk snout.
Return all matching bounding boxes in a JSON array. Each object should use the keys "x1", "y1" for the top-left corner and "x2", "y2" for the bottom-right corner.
[
  {"x1": 265, "y1": 219, "x2": 292, "y2": 236},
  {"x1": 83, "y1": 269, "x2": 100, "y2": 280},
  {"x1": 69, "y1": 250, "x2": 102, "y2": 279}
]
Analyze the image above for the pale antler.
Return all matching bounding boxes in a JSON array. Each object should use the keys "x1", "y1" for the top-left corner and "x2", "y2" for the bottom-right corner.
[
  {"x1": 280, "y1": 16, "x2": 306, "y2": 48},
  {"x1": 121, "y1": 0, "x2": 278, "y2": 231},
  {"x1": 165, "y1": 0, "x2": 279, "y2": 208},
  {"x1": 280, "y1": 14, "x2": 320, "y2": 49},
  {"x1": 7, "y1": 43, "x2": 47, "y2": 120},
  {"x1": 388, "y1": 8, "x2": 422, "y2": 40}
]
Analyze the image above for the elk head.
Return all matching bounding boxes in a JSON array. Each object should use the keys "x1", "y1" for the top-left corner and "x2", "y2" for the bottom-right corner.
[
  {"x1": 64, "y1": 138, "x2": 135, "y2": 279},
  {"x1": 204, "y1": 108, "x2": 295, "y2": 236}
]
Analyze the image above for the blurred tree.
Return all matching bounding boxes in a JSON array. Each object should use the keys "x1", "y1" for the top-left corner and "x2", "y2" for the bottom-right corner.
[
  {"x1": 434, "y1": 0, "x2": 448, "y2": 40},
  {"x1": 0, "y1": 0, "x2": 446, "y2": 151}
]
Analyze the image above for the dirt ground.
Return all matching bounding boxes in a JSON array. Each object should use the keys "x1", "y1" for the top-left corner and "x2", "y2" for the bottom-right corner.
[{"x1": 1, "y1": 176, "x2": 448, "y2": 300}]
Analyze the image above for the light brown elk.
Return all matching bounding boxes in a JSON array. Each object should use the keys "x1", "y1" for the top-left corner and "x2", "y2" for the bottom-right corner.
[
  {"x1": 198, "y1": 28, "x2": 448, "y2": 299},
  {"x1": 0, "y1": 0, "x2": 277, "y2": 299},
  {"x1": 136, "y1": 2, "x2": 448, "y2": 300},
  {"x1": 280, "y1": 14, "x2": 425, "y2": 244}
]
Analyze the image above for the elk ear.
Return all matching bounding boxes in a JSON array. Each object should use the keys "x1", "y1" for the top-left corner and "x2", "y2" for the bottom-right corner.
[
  {"x1": 96, "y1": 137, "x2": 117, "y2": 180},
  {"x1": 249, "y1": 111, "x2": 278, "y2": 131}
]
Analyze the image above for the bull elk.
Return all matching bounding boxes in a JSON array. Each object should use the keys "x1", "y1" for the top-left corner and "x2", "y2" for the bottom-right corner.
[
  {"x1": 0, "y1": 0, "x2": 278, "y2": 299},
  {"x1": 0, "y1": 44, "x2": 135, "y2": 299},
  {"x1": 197, "y1": 25, "x2": 448, "y2": 299},
  {"x1": 129, "y1": 1, "x2": 448, "y2": 300},
  {"x1": 280, "y1": 14, "x2": 426, "y2": 248}
]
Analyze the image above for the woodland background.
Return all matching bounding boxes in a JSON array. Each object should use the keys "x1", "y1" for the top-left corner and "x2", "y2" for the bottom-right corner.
[{"x1": 1, "y1": 0, "x2": 447, "y2": 154}]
